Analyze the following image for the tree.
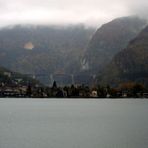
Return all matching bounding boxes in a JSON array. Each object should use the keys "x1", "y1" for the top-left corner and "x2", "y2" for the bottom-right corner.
[
  {"x1": 132, "y1": 83, "x2": 144, "y2": 97},
  {"x1": 52, "y1": 81, "x2": 57, "y2": 89},
  {"x1": 26, "y1": 84, "x2": 32, "y2": 97}
]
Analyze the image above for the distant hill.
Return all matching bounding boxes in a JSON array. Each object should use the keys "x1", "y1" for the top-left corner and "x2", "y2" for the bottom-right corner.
[
  {"x1": 82, "y1": 16, "x2": 147, "y2": 74},
  {"x1": 0, "y1": 25, "x2": 95, "y2": 84},
  {"x1": 0, "y1": 66, "x2": 40, "y2": 86},
  {"x1": 98, "y1": 25, "x2": 148, "y2": 86}
]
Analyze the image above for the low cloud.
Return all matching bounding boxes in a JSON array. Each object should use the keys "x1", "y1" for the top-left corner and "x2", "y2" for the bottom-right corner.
[
  {"x1": 0, "y1": 0, "x2": 147, "y2": 27},
  {"x1": 126, "y1": 0, "x2": 148, "y2": 18}
]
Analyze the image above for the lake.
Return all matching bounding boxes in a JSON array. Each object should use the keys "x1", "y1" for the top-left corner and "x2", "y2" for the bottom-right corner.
[{"x1": 0, "y1": 99, "x2": 148, "y2": 148}]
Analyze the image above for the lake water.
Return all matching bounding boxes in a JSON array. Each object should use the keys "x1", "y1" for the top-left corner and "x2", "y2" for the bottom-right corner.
[{"x1": 0, "y1": 99, "x2": 148, "y2": 148}]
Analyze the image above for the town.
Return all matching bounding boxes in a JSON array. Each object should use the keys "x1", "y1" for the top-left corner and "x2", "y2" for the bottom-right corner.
[{"x1": 0, "y1": 80, "x2": 148, "y2": 98}]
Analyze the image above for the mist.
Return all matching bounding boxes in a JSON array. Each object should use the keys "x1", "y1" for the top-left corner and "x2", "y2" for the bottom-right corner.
[{"x1": 0, "y1": 0, "x2": 147, "y2": 27}]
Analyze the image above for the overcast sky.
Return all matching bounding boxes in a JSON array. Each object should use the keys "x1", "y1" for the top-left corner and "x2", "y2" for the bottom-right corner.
[{"x1": 0, "y1": 0, "x2": 147, "y2": 27}]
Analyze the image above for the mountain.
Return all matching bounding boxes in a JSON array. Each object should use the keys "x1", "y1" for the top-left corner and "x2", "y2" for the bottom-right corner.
[
  {"x1": 0, "y1": 25, "x2": 95, "y2": 85},
  {"x1": 82, "y1": 16, "x2": 147, "y2": 74},
  {"x1": 98, "y1": 25, "x2": 148, "y2": 86}
]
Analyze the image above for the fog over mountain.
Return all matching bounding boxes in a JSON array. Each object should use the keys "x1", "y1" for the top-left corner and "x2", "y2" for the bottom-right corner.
[
  {"x1": 0, "y1": 0, "x2": 148, "y2": 86},
  {"x1": 0, "y1": 0, "x2": 148, "y2": 27}
]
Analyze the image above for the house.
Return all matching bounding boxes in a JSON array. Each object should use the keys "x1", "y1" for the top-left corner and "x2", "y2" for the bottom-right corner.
[{"x1": 90, "y1": 90, "x2": 98, "y2": 98}]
